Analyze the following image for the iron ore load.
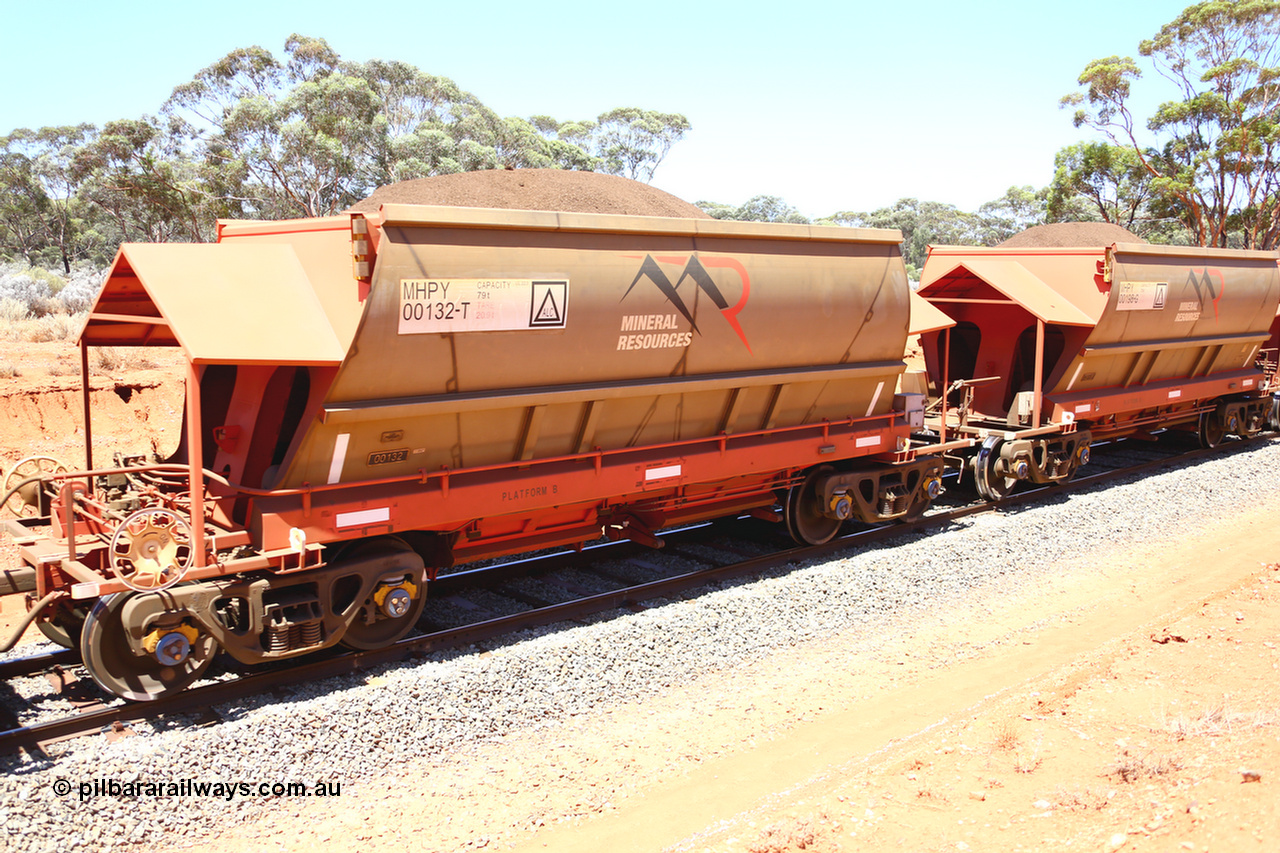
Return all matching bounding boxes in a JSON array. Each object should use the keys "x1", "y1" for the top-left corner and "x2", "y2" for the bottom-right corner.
[{"x1": 0, "y1": 197, "x2": 945, "y2": 700}]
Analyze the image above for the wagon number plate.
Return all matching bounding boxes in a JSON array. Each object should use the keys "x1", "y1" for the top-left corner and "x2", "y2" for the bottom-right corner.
[{"x1": 367, "y1": 448, "x2": 410, "y2": 466}]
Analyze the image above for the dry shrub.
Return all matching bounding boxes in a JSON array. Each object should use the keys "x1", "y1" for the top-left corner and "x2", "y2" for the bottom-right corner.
[
  {"x1": 993, "y1": 719, "x2": 1021, "y2": 751},
  {"x1": 1052, "y1": 786, "x2": 1110, "y2": 811},
  {"x1": 94, "y1": 346, "x2": 157, "y2": 373},
  {"x1": 0, "y1": 361, "x2": 19, "y2": 379},
  {"x1": 95, "y1": 347, "x2": 123, "y2": 372},
  {"x1": 25, "y1": 313, "x2": 81, "y2": 342},
  {"x1": 0, "y1": 297, "x2": 27, "y2": 323},
  {"x1": 1111, "y1": 751, "x2": 1182, "y2": 783},
  {"x1": 749, "y1": 816, "x2": 825, "y2": 853},
  {"x1": 1167, "y1": 702, "x2": 1276, "y2": 740}
]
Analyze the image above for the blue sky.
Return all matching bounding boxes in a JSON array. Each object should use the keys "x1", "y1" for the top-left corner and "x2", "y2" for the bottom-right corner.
[{"x1": 0, "y1": 0, "x2": 1193, "y2": 217}]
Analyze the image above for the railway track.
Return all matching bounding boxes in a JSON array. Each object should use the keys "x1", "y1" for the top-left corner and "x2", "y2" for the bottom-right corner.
[{"x1": 0, "y1": 434, "x2": 1249, "y2": 756}]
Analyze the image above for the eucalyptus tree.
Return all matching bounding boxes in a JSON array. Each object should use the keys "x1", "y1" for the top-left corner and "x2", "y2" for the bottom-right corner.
[
  {"x1": 1046, "y1": 142, "x2": 1154, "y2": 227},
  {"x1": 976, "y1": 185, "x2": 1049, "y2": 244},
  {"x1": 0, "y1": 130, "x2": 60, "y2": 267},
  {"x1": 0, "y1": 125, "x2": 116, "y2": 270},
  {"x1": 698, "y1": 195, "x2": 809, "y2": 224},
  {"x1": 592, "y1": 108, "x2": 690, "y2": 181},
  {"x1": 528, "y1": 109, "x2": 688, "y2": 181},
  {"x1": 1062, "y1": 0, "x2": 1280, "y2": 249},
  {"x1": 72, "y1": 117, "x2": 209, "y2": 245},
  {"x1": 165, "y1": 35, "x2": 386, "y2": 218},
  {"x1": 166, "y1": 35, "x2": 609, "y2": 214},
  {"x1": 831, "y1": 199, "x2": 983, "y2": 271}
]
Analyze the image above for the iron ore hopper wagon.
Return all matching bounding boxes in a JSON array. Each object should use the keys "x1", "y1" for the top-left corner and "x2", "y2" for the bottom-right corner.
[
  {"x1": 0, "y1": 206, "x2": 946, "y2": 701},
  {"x1": 915, "y1": 242, "x2": 1280, "y2": 499}
]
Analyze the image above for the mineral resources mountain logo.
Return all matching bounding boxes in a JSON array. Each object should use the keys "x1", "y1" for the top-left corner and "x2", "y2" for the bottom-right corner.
[
  {"x1": 620, "y1": 254, "x2": 753, "y2": 353},
  {"x1": 1188, "y1": 267, "x2": 1225, "y2": 320}
]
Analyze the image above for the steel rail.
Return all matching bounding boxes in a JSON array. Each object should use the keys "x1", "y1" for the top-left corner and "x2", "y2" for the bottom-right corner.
[
  {"x1": 0, "y1": 649, "x2": 80, "y2": 680},
  {"x1": 0, "y1": 437, "x2": 1253, "y2": 756}
]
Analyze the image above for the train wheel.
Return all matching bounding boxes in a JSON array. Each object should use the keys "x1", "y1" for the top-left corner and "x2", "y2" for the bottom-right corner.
[
  {"x1": 1197, "y1": 410, "x2": 1225, "y2": 449},
  {"x1": 900, "y1": 473, "x2": 943, "y2": 522},
  {"x1": 80, "y1": 593, "x2": 216, "y2": 702},
  {"x1": 3, "y1": 455, "x2": 68, "y2": 517},
  {"x1": 338, "y1": 539, "x2": 428, "y2": 651},
  {"x1": 973, "y1": 436, "x2": 1018, "y2": 501},
  {"x1": 785, "y1": 467, "x2": 842, "y2": 546},
  {"x1": 36, "y1": 602, "x2": 89, "y2": 649}
]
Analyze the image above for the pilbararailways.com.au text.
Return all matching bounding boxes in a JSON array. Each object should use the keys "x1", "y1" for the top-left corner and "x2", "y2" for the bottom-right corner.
[{"x1": 54, "y1": 778, "x2": 341, "y2": 802}]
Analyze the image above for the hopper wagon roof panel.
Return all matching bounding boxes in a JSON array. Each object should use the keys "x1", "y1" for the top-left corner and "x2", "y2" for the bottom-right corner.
[
  {"x1": 81, "y1": 243, "x2": 345, "y2": 365},
  {"x1": 919, "y1": 257, "x2": 1100, "y2": 327}
]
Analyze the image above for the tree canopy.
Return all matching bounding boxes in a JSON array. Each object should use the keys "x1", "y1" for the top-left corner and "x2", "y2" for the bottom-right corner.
[
  {"x1": 0, "y1": 35, "x2": 691, "y2": 266},
  {"x1": 1062, "y1": 0, "x2": 1280, "y2": 249},
  {"x1": 824, "y1": 189, "x2": 1051, "y2": 279},
  {"x1": 697, "y1": 195, "x2": 810, "y2": 224}
]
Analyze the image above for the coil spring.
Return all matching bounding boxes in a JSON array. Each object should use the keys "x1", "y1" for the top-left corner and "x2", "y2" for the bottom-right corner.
[
  {"x1": 300, "y1": 620, "x2": 323, "y2": 646},
  {"x1": 265, "y1": 624, "x2": 291, "y2": 653},
  {"x1": 265, "y1": 620, "x2": 323, "y2": 652},
  {"x1": 879, "y1": 490, "x2": 909, "y2": 516}
]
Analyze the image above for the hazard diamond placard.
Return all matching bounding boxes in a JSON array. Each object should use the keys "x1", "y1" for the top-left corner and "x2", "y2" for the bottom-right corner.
[{"x1": 529, "y1": 281, "x2": 567, "y2": 327}]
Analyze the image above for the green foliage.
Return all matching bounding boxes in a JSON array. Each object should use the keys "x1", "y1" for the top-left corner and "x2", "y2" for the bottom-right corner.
[
  {"x1": 831, "y1": 188, "x2": 1058, "y2": 275},
  {"x1": 528, "y1": 110, "x2": 689, "y2": 178},
  {"x1": 697, "y1": 195, "x2": 809, "y2": 224},
  {"x1": 74, "y1": 116, "x2": 209, "y2": 243},
  {"x1": 591, "y1": 108, "x2": 690, "y2": 182},
  {"x1": 1, "y1": 34, "x2": 691, "y2": 266},
  {"x1": 977, "y1": 185, "x2": 1049, "y2": 244},
  {"x1": 162, "y1": 37, "x2": 683, "y2": 218},
  {"x1": 832, "y1": 198, "x2": 982, "y2": 272},
  {"x1": 0, "y1": 124, "x2": 109, "y2": 271},
  {"x1": 1048, "y1": 142, "x2": 1143, "y2": 224},
  {"x1": 1063, "y1": 0, "x2": 1280, "y2": 248},
  {"x1": 26, "y1": 267, "x2": 64, "y2": 295}
]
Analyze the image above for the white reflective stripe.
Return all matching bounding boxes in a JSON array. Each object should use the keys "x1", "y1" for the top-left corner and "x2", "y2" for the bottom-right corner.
[
  {"x1": 855, "y1": 435, "x2": 881, "y2": 448},
  {"x1": 336, "y1": 507, "x2": 390, "y2": 528},
  {"x1": 328, "y1": 433, "x2": 350, "y2": 484},
  {"x1": 71, "y1": 582, "x2": 100, "y2": 600},
  {"x1": 1245, "y1": 378, "x2": 1255, "y2": 388},
  {"x1": 1066, "y1": 363, "x2": 1084, "y2": 391},
  {"x1": 865, "y1": 381, "x2": 885, "y2": 418},
  {"x1": 1075, "y1": 403, "x2": 1092, "y2": 414},
  {"x1": 1168, "y1": 389, "x2": 1182, "y2": 399},
  {"x1": 645, "y1": 464, "x2": 682, "y2": 481}
]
